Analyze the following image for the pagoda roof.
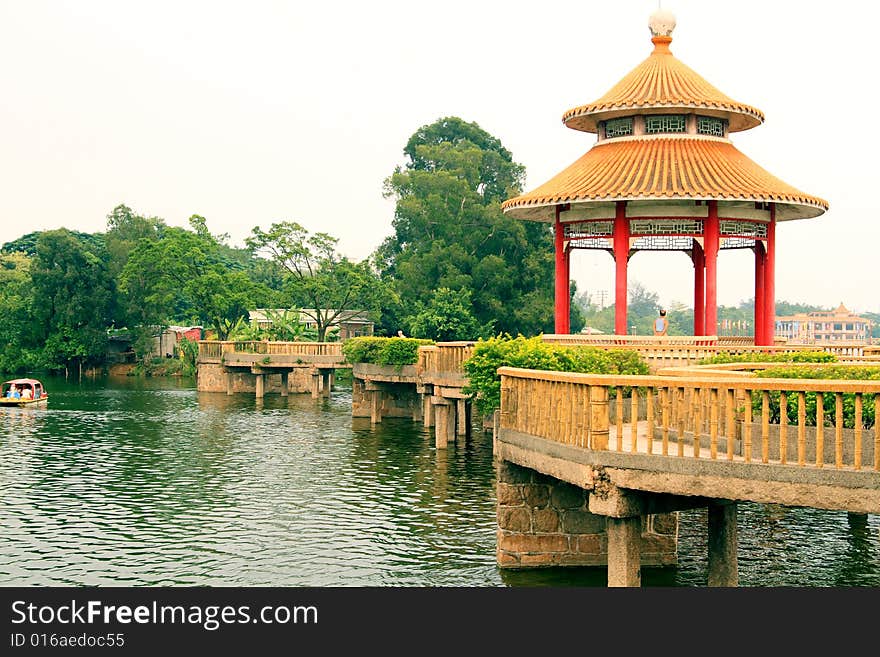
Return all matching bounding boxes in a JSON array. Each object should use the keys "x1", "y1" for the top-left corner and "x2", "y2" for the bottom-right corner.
[
  {"x1": 562, "y1": 35, "x2": 764, "y2": 134},
  {"x1": 501, "y1": 135, "x2": 828, "y2": 221}
]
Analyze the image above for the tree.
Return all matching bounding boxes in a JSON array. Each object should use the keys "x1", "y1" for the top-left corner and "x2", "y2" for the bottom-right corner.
[
  {"x1": 29, "y1": 229, "x2": 114, "y2": 372},
  {"x1": 408, "y1": 288, "x2": 488, "y2": 342},
  {"x1": 377, "y1": 116, "x2": 563, "y2": 338},
  {"x1": 0, "y1": 252, "x2": 37, "y2": 372},
  {"x1": 121, "y1": 224, "x2": 273, "y2": 340},
  {"x1": 246, "y1": 221, "x2": 388, "y2": 341},
  {"x1": 105, "y1": 204, "x2": 165, "y2": 279}
]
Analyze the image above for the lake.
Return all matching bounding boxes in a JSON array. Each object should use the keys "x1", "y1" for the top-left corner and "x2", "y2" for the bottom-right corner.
[{"x1": 1, "y1": 374, "x2": 878, "y2": 586}]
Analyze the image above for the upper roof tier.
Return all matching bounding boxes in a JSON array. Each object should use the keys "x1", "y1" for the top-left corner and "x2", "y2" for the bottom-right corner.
[{"x1": 562, "y1": 12, "x2": 764, "y2": 133}]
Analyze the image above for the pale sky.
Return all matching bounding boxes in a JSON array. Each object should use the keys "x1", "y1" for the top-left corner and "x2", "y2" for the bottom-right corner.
[{"x1": 1, "y1": 1, "x2": 877, "y2": 314}]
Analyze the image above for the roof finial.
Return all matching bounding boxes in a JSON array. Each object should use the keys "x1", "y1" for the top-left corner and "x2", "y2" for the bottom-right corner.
[{"x1": 649, "y1": 6, "x2": 676, "y2": 38}]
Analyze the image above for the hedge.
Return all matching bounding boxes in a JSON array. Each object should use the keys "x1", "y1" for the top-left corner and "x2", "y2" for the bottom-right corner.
[
  {"x1": 751, "y1": 365, "x2": 880, "y2": 428},
  {"x1": 462, "y1": 335, "x2": 650, "y2": 417},
  {"x1": 698, "y1": 351, "x2": 836, "y2": 365},
  {"x1": 342, "y1": 337, "x2": 434, "y2": 368}
]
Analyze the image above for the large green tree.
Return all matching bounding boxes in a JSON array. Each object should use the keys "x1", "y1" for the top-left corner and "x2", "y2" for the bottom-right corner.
[
  {"x1": 29, "y1": 229, "x2": 114, "y2": 372},
  {"x1": 246, "y1": 221, "x2": 388, "y2": 341},
  {"x1": 377, "y1": 116, "x2": 582, "y2": 337},
  {"x1": 0, "y1": 252, "x2": 37, "y2": 372},
  {"x1": 121, "y1": 219, "x2": 274, "y2": 340}
]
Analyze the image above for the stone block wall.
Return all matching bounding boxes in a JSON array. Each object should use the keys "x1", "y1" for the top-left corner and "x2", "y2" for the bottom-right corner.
[{"x1": 496, "y1": 460, "x2": 678, "y2": 569}]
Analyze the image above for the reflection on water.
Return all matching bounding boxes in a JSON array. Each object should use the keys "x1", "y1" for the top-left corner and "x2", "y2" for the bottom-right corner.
[{"x1": 0, "y1": 374, "x2": 878, "y2": 586}]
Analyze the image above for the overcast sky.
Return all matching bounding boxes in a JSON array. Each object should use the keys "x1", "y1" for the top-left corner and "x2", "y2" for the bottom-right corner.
[{"x1": 1, "y1": 1, "x2": 876, "y2": 315}]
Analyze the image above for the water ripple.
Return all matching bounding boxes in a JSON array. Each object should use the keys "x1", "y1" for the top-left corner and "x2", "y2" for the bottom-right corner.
[{"x1": 0, "y1": 375, "x2": 878, "y2": 586}]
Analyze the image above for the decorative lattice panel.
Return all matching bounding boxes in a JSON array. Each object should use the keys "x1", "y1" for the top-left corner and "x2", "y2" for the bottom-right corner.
[
  {"x1": 629, "y1": 219, "x2": 703, "y2": 235},
  {"x1": 720, "y1": 237, "x2": 758, "y2": 249},
  {"x1": 631, "y1": 235, "x2": 695, "y2": 251},
  {"x1": 697, "y1": 116, "x2": 725, "y2": 136},
  {"x1": 604, "y1": 117, "x2": 633, "y2": 139},
  {"x1": 568, "y1": 238, "x2": 613, "y2": 250},
  {"x1": 645, "y1": 114, "x2": 686, "y2": 134},
  {"x1": 719, "y1": 220, "x2": 767, "y2": 238},
  {"x1": 564, "y1": 221, "x2": 614, "y2": 239}
]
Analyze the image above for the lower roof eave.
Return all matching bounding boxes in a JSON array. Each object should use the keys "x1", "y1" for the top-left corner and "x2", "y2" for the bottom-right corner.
[{"x1": 501, "y1": 196, "x2": 828, "y2": 223}]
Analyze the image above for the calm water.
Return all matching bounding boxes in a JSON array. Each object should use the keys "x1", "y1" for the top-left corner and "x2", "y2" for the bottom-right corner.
[{"x1": 1, "y1": 374, "x2": 878, "y2": 587}]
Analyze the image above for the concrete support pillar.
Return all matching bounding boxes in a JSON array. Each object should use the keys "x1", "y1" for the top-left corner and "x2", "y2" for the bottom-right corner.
[
  {"x1": 322, "y1": 371, "x2": 331, "y2": 398},
  {"x1": 554, "y1": 207, "x2": 570, "y2": 334},
  {"x1": 613, "y1": 201, "x2": 629, "y2": 336},
  {"x1": 606, "y1": 516, "x2": 642, "y2": 587},
  {"x1": 280, "y1": 371, "x2": 289, "y2": 397},
  {"x1": 707, "y1": 501, "x2": 738, "y2": 587},
  {"x1": 704, "y1": 201, "x2": 719, "y2": 337},
  {"x1": 423, "y1": 394, "x2": 435, "y2": 428},
  {"x1": 456, "y1": 398, "x2": 467, "y2": 436},
  {"x1": 255, "y1": 373, "x2": 265, "y2": 399},
  {"x1": 434, "y1": 400, "x2": 454, "y2": 449},
  {"x1": 370, "y1": 390, "x2": 382, "y2": 424},
  {"x1": 435, "y1": 403, "x2": 448, "y2": 449},
  {"x1": 311, "y1": 374, "x2": 321, "y2": 399},
  {"x1": 226, "y1": 371, "x2": 234, "y2": 396}
]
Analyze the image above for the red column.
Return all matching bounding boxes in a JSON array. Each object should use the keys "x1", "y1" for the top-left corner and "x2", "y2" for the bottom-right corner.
[
  {"x1": 613, "y1": 201, "x2": 629, "y2": 335},
  {"x1": 554, "y1": 207, "x2": 570, "y2": 334},
  {"x1": 704, "y1": 201, "x2": 719, "y2": 337},
  {"x1": 763, "y1": 205, "x2": 777, "y2": 346},
  {"x1": 754, "y1": 240, "x2": 765, "y2": 345},
  {"x1": 692, "y1": 241, "x2": 705, "y2": 336}
]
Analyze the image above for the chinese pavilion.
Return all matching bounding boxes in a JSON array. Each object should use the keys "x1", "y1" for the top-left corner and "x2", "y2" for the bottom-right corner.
[{"x1": 501, "y1": 9, "x2": 828, "y2": 345}]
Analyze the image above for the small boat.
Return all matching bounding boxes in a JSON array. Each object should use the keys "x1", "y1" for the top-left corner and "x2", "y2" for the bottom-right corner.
[{"x1": 1, "y1": 378, "x2": 49, "y2": 407}]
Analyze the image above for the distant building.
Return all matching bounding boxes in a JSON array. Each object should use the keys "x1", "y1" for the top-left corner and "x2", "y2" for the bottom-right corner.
[
  {"x1": 775, "y1": 303, "x2": 873, "y2": 345},
  {"x1": 155, "y1": 326, "x2": 203, "y2": 357},
  {"x1": 248, "y1": 309, "x2": 374, "y2": 340}
]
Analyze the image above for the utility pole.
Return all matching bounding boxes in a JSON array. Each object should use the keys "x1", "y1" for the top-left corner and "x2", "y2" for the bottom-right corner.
[{"x1": 596, "y1": 290, "x2": 608, "y2": 310}]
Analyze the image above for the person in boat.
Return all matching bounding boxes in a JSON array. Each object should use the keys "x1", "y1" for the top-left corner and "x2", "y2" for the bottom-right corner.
[
  {"x1": 20, "y1": 385, "x2": 33, "y2": 400},
  {"x1": 5, "y1": 384, "x2": 20, "y2": 399}
]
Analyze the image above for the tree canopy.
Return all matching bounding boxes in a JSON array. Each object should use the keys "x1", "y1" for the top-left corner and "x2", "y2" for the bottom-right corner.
[
  {"x1": 246, "y1": 221, "x2": 389, "y2": 341},
  {"x1": 377, "y1": 116, "x2": 583, "y2": 337}
]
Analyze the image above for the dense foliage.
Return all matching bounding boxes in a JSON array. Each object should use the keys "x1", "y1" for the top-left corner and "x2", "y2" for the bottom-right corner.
[
  {"x1": 462, "y1": 335, "x2": 649, "y2": 417},
  {"x1": 342, "y1": 337, "x2": 434, "y2": 368},
  {"x1": 377, "y1": 116, "x2": 584, "y2": 338},
  {"x1": 698, "y1": 351, "x2": 837, "y2": 365},
  {"x1": 750, "y1": 365, "x2": 880, "y2": 428}
]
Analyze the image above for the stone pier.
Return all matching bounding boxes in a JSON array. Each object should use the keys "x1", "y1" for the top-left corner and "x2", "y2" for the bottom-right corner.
[{"x1": 495, "y1": 461, "x2": 679, "y2": 573}]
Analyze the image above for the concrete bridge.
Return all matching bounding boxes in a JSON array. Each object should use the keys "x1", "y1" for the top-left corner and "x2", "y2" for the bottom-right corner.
[
  {"x1": 197, "y1": 340, "x2": 348, "y2": 398},
  {"x1": 494, "y1": 363, "x2": 880, "y2": 586}
]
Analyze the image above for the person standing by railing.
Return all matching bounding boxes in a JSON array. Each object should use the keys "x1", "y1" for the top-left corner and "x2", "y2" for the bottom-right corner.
[{"x1": 653, "y1": 309, "x2": 669, "y2": 337}]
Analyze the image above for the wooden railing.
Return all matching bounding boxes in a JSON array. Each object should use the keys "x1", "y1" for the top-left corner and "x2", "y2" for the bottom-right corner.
[
  {"x1": 499, "y1": 366, "x2": 880, "y2": 471},
  {"x1": 198, "y1": 340, "x2": 343, "y2": 360},
  {"x1": 418, "y1": 342, "x2": 475, "y2": 381}
]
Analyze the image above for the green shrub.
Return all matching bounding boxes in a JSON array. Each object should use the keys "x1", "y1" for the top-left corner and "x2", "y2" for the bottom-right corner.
[
  {"x1": 751, "y1": 365, "x2": 880, "y2": 428},
  {"x1": 463, "y1": 335, "x2": 650, "y2": 417},
  {"x1": 698, "y1": 351, "x2": 836, "y2": 365},
  {"x1": 342, "y1": 337, "x2": 434, "y2": 369}
]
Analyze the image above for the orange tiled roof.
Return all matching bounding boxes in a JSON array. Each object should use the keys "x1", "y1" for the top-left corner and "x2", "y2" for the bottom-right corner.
[
  {"x1": 501, "y1": 136, "x2": 828, "y2": 220},
  {"x1": 562, "y1": 36, "x2": 764, "y2": 133}
]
